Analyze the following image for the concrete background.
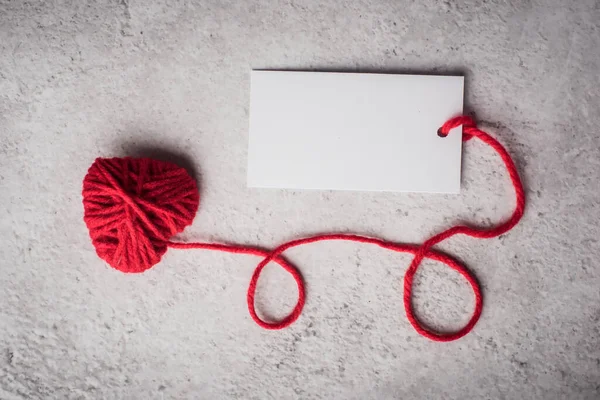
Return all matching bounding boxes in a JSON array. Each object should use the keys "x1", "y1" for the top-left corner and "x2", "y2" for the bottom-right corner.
[{"x1": 1, "y1": 0, "x2": 599, "y2": 399}]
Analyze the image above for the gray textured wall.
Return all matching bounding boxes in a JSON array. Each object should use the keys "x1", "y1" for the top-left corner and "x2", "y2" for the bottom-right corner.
[{"x1": 1, "y1": 0, "x2": 599, "y2": 399}]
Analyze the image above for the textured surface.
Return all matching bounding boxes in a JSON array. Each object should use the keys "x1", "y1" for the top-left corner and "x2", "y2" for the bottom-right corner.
[{"x1": 1, "y1": 0, "x2": 599, "y2": 399}]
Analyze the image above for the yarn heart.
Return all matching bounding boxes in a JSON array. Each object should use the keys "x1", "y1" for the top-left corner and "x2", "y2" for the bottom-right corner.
[{"x1": 82, "y1": 157, "x2": 199, "y2": 273}]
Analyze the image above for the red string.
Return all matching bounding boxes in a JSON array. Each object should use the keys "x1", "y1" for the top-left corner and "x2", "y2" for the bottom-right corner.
[
  {"x1": 168, "y1": 116, "x2": 525, "y2": 340},
  {"x1": 83, "y1": 115, "x2": 525, "y2": 341},
  {"x1": 167, "y1": 241, "x2": 305, "y2": 329}
]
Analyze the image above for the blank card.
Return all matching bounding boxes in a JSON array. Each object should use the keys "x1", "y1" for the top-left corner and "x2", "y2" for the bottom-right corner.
[{"x1": 247, "y1": 71, "x2": 464, "y2": 193}]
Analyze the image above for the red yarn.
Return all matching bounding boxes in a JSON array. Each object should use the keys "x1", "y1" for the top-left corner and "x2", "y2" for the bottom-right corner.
[
  {"x1": 82, "y1": 116, "x2": 525, "y2": 341},
  {"x1": 82, "y1": 157, "x2": 200, "y2": 273}
]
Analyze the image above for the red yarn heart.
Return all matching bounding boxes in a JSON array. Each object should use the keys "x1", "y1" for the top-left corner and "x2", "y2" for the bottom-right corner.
[{"x1": 82, "y1": 157, "x2": 199, "y2": 273}]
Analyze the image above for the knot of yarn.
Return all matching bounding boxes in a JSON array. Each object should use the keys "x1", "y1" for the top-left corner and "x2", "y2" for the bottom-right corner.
[
  {"x1": 82, "y1": 157, "x2": 199, "y2": 273},
  {"x1": 438, "y1": 115, "x2": 479, "y2": 141}
]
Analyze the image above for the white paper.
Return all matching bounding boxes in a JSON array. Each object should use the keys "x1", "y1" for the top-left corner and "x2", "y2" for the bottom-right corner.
[{"x1": 247, "y1": 71, "x2": 464, "y2": 193}]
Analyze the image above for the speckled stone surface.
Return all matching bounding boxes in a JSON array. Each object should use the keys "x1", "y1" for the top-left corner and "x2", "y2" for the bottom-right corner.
[{"x1": 1, "y1": 0, "x2": 599, "y2": 399}]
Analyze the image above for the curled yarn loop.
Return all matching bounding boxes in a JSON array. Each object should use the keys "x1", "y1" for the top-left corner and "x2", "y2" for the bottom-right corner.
[{"x1": 82, "y1": 116, "x2": 525, "y2": 341}]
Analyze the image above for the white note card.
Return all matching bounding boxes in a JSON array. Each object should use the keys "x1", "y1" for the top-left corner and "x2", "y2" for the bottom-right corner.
[{"x1": 247, "y1": 71, "x2": 464, "y2": 193}]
